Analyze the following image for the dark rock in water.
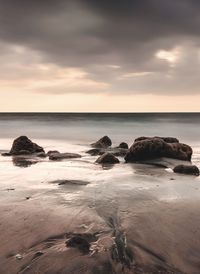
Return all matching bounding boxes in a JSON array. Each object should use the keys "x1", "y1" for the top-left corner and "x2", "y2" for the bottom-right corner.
[
  {"x1": 96, "y1": 153, "x2": 120, "y2": 164},
  {"x1": 113, "y1": 148, "x2": 128, "y2": 157},
  {"x1": 10, "y1": 136, "x2": 44, "y2": 155},
  {"x1": 173, "y1": 165, "x2": 199, "y2": 176},
  {"x1": 86, "y1": 148, "x2": 101, "y2": 156},
  {"x1": 118, "y1": 142, "x2": 129, "y2": 149},
  {"x1": 1, "y1": 152, "x2": 11, "y2": 156},
  {"x1": 66, "y1": 236, "x2": 90, "y2": 254},
  {"x1": 125, "y1": 137, "x2": 192, "y2": 163},
  {"x1": 46, "y1": 150, "x2": 60, "y2": 156},
  {"x1": 134, "y1": 136, "x2": 179, "y2": 143},
  {"x1": 49, "y1": 152, "x2": 81, "y2": 160},
  {"x1": 91, "y1": 136, "x2": 112, "y2": 148},
  {"x1": 50, "y1": 179, "x2": 89, "y2": 186}
]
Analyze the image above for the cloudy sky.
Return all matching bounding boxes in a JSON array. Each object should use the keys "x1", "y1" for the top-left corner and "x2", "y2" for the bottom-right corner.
[{"x1": 1, "y1": 0, "x2": 200, "y2": 112}]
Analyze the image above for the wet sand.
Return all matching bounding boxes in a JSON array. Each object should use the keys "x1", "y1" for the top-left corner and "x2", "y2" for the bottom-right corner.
[{"x1": 0, "y1": 140, "x2": 200, "y2": 273}]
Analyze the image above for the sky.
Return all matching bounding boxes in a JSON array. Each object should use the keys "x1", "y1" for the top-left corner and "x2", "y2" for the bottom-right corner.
[{"x1": 0, "y1": 0, "x2": 200, "y2": 112}]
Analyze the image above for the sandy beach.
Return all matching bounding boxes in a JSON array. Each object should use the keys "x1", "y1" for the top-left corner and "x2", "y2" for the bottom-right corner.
[{"x1": 0, "y1": 136, "x2": 199, "y2": 274}]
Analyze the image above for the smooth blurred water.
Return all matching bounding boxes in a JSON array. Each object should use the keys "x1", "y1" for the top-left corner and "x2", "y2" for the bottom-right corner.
[{"x1": 0, "y1": 113, "x2": 199, "y2": 145}]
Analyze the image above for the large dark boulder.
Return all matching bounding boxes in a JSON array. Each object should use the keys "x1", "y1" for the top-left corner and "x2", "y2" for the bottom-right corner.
[
  {"x1": 10, "y1": 136, "x2": 44, "y2": 155},
  {"x1": 125, "y1": 137, "x2": 192, "y2": 163},
  {"x1": 91, "y1": 136, "x2": 112, "y2": 148},
  {"x1": 134, "y1": 136, "x2": 179, "y2": 143},
  {"x1": 173, "y1": 165, "x2": 199, "y2": 176},
  {"x1": 96, "y1": 153, "x2": 119, "y2": 164}
]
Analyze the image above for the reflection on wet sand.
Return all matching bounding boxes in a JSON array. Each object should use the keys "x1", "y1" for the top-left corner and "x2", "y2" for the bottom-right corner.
[{"x1": 12, "y1": 156, "x2": 39, "y2": 168}]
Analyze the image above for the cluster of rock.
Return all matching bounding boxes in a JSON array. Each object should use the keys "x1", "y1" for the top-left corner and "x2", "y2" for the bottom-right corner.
[
  {"x1": 89, "y1": 135, "x2": 199, "y2": 176},
  {"x1": 1, "y1": 136, "x2": 81, "y2": 161},
  {"x1": 1, "y1": 135, "x2": 199, "y2": 176}
]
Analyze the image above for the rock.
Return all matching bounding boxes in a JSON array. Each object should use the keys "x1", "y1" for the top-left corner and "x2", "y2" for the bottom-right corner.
[
  {"x1": 118, "y1": 142, "x2": 129, "y2": 149},
  {"x1": 66, "y1": 236, "x2": 90, "y2": 254},
  {"x1": 15, "y1": 254, "x2": 23, "y2": 260},
  {"x1": 91, "y1": 136, "x2": 112, "y2": 148},
  {"x1": 134, "y1": 136, "x2": 179, "y2": 143},
  {"x1": 125, "y1": 137, "x2": 192, "y2": 163},
  {"x1": 1, "y1": 152, "x2": 11, "y2": 156},
  {"x1": 113, "y1": 148, "x2": 128, "y2": 157},
  {"x1": 96, "y1": 153, "x2": 120, "y2": 164},
  {"x1": 173, "y1": 165, "x2": 199, "y2": 176},
  {"x1": 86, "y1": 148, "x2": 101, "y2": 156},
  {"x1": 10, "y1": 136, "x2": 44, "y2": 155},
  {"x1": 50, "y1": 180, "x2": 89, "y2": 186},
  {"x1": 49, "y1": 152, "x2": 81, "y2": 160},
  {"x1": 46, "y1": 150, "x2": 60, "y2": 156}
]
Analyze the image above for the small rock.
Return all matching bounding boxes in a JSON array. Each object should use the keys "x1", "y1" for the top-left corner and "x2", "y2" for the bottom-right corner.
[
  {"x1": 86, "y1": 148, "x2": 101, "y2": 156},
  {"x1": 46, "y1": 150, "x2": 60, "y2": 156},
  {"x1": 1, "y1": 152, "x2": 11, "y2": 156},
  {"x1": 173, "y1": 165, "x2": 199, "y2": 176},
  {"x1": 36, "y1": 152, "x2": 46, "y2": 158},
  {"x1": 96, "y1": 153, "x2": 120, "y2": 164},
  {"x1": 118, "y1": 142, "x2": 129, "y2": 149},
  {"x1": 15, "y1": 254, "x2": 23, "y2": 260},
  {"x1": 91, "y1": 136, "x2": 112, "y2": 148},
  {"x1": 49, "y1": 152, "x2": 81, "y2": 160}
]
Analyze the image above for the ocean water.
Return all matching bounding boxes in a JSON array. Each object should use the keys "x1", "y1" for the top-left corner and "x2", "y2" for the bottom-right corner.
[
  {"x1": 0, "y1": 112, "x2": 200, "y2": 164},
  {"x1": 0, "y1": 112, "x2": 200, "y2": 143}
]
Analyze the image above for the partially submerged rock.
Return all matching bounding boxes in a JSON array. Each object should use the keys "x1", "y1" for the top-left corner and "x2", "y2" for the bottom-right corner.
[
  {"x1": 173, "y1": 165, "x2": 199, "y2": 176},
  {"x1": 46, "y1": 150, "x2": 60, "y2": 156},
  {"x1": 118, "y1": 142, "x2": 129, "y2": 149},
  {"x1": 91, "y1": 136, "x2": 112, "y2": 148},
  {"x1": 49, "y1": 152, "x2": 81, "y2": 160},
  {"x1": 96, "y1": 153, "x2": 120, "y2": 164},
  {"x1": 86, "y1": 148, "x2": 101, "y2": 156},
  {"x1": 10, "y1": 136, "x2": 44, "y2": 155},
  {"x1": 125, "y1": 137, "x2": 192, "y2": 163},
  {"x1": 1, "y1": 152, "x2": 11, "y2": 156},
  {"x1": 50, "y1": 179, "x2": 89, "y2": 186},
  {"x1": 112, "y1": 148, "x2": 128, "y2": 157},
  {"x1": 86, "y1": 147, "x2": 128, "y2": 157}
]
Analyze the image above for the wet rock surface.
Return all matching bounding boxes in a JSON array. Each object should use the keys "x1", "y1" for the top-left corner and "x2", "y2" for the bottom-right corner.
[
  {"x1": 50, "y1": 179, "x2": 90, "y2": 186},
  {"x1": 91, "y1": 136, "x2": 112, "y2": 148},
  {"x1": 96, "y1": 152, "x2": 120, "y2": 164},
  {"x1": 49, "y1": 152, "x2": 81, "y2": 160},
  {"x1": 118, "y1": 142, "x2": 129, "y2": 149},
  {"x1": 125, "y1": 137, "x2": 192, "y2": 163},
  {"x1": 46, "y1": 150, "x2": 60, "y2": 156},
  {"x1": 9, "y1": 136, "x2": 44, "y2": 155},
  {"x1": 173, "y1": 165, "x2": 199, "y2": 176},
  {"x1": 134, "y1": 136, "x2": 179, "y2": 143}
]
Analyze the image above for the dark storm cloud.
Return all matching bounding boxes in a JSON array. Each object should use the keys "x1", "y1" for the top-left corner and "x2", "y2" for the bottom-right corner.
[{"x1": 0, "y1": 0, "x2": 200, "y2": 94}]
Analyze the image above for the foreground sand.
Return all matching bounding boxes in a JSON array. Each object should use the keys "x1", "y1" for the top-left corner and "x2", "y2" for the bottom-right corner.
[{"x1": 0, "y1": 141, "x2": 200, "y2": 274}]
